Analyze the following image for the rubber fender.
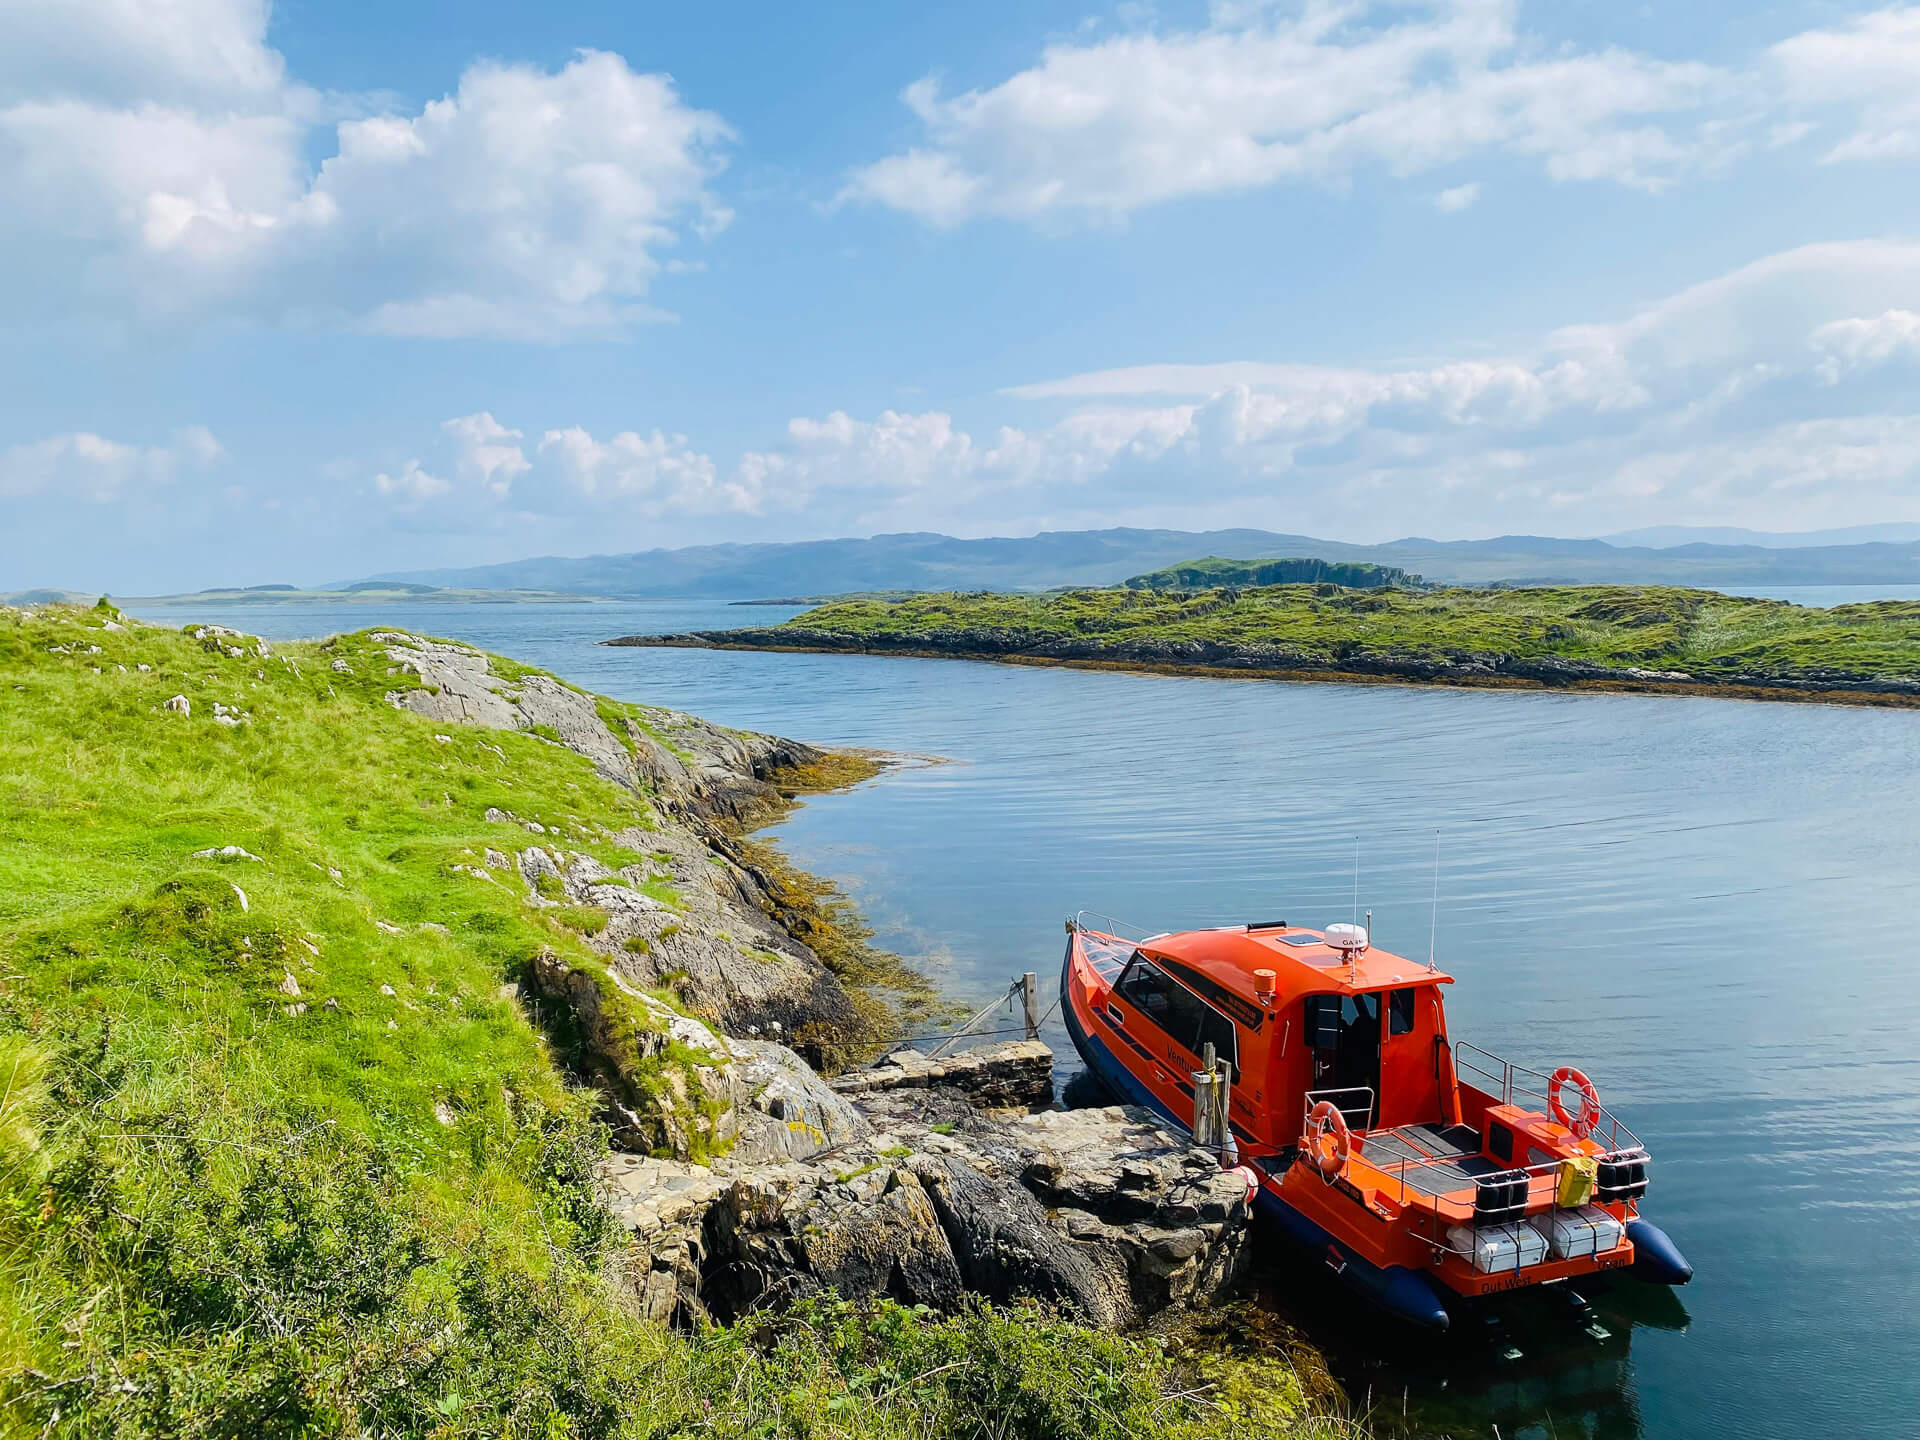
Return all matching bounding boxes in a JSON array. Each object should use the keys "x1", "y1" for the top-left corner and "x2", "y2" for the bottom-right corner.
[
  {"x1": 1625, "y1": 1219, "x2": 1694, "y2": 1286},
  {"x1": 1379, "y1": 1266, "x2": 1452, "y2": 1331}
]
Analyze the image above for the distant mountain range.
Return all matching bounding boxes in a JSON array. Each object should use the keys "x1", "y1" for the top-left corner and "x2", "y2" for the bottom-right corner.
[
  {"x1": 1600, "y1": 523, "x2": 1920, "y2": 549},
  {"x1": 363, "y1": 526, "x2": 1920, "y2": 598}
]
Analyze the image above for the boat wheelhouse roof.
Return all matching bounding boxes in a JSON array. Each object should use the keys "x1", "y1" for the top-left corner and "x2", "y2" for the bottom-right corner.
[{"x1": 1138, "y1": 926, "x2": 1455, "y2": 1000}]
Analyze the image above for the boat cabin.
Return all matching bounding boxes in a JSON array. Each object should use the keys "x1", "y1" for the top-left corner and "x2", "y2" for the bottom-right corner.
[{"x1": 1095, "y1": 923, "x2": 1456, "y2": 1150}]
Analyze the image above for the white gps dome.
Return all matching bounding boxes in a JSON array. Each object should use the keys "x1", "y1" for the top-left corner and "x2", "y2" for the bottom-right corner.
[{"x1": 1324, "y1": 922, "x2": 1369, "y2": 955}]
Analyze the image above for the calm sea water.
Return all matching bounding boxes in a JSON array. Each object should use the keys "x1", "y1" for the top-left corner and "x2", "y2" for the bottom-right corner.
[{"x1": 126, "y1": 595, "x2": 1920, "y2": 1440}]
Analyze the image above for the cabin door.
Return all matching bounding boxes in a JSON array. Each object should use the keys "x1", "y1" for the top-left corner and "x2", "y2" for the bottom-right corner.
[{"x1": 1308, "y1": 992, "x2": 1382, "y2": 1129}]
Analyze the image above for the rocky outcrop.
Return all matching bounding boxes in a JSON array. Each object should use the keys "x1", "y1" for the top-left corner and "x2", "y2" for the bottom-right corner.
[
  {"x1": 380, "y1": 632, "x2": 825, "y2": 820},
  {"x1": 367, "y1": 631, "x2": 864, "y2": 1042},
  {"x1": 358, "y1": 630, "x2": 1246, "y2": 1334},
  {"x1": 510, "y1": 834, "x2": 858, "y2": 1049},
  {"x1": 830, "y1": 1040, "x2": 1054, "y2": 1109},
  {"x1": 524, "y1": 947, "x2": 867, "y2": 1163},
  {"x1": 601, "y1": 1084, "x2": 1253, "y2": 1329}
]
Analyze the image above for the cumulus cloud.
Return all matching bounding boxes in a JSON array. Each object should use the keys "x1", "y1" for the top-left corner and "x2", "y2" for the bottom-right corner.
[
  {"x1": 531, "y1": 426, "x2": 743, "y2": 514},
  {"x1": 380, "y1": 413, "x2": 744, "y2": 521},
  {"x1": 1771, "y1": 6, "x2": 1920, "y2": 161},
  {"x1": 443, "y1": 414, "x2": 531, "y2": 498},
  {"x1": 0, "y1": 426, "x2": 221, "y2": 500},
  {"x1": 1811, "y1": 309, "x2": 1920, "y2": 380},
  {"x1": 357, "y1": 242, "x2": 1920, "y2": 539},
  {"x1": 373, "y1": 460, "x2": 451, "y2": 508},
  {"x1": 0, "y1": 0, "x2": 731, "y2": 338},
  {"x1": 844, "y1": 2, "x2": 1920, "y2": 227},
  {"x1": 843, "y1": 0, "x2": 1730, "y2": 224},
  {"x1": 722, "y1": 241, "x2": 1920, "y2": 536}
]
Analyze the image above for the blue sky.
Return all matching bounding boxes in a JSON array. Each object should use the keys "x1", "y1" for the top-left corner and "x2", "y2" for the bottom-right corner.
[{"x1": 5, "y1": 0, "x2": 1920, "y2": 591}]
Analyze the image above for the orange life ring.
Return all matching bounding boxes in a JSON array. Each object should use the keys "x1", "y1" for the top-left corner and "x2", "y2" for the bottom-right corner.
[
  {"x1": 1548, "y1": 1066, "x2": 1603, "y2": 1139},
  {"x1": 1301, "y1": 1100, "x2": 1351, "y2": 1180}
]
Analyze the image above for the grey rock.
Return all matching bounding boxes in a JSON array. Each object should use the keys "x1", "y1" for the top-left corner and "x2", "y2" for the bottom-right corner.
[
  {"x1": 192, "y1": 845, "x2": 262, "y2": 863},
  {"x1": 596, "y1": 1069, "x2": 1250, "y2": 1331},
  {"x1": 831, "y1": 1040, "x2": 1052, "y2": 1108},
  {"x1": 911, "y1": 1151, "x2": 1125, "y2": 1324},
  {"x1": 524, "y1": 948, "x2": 867, "y2": 1164}
]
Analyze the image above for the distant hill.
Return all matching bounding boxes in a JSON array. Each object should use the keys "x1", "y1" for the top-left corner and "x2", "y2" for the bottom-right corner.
[
  {"x1": 1602, "y1": 523, "x2": 1920, "y2": 549},
  {"x1": 0, "y1": 588, "x2": 98, "y2": 606},
  {"x1": 363, "y1": 526, "x2": 1920, "y2": 598},
  {"x1": 1123, "y1": 557, "x2": 1419, "y2": 590}
]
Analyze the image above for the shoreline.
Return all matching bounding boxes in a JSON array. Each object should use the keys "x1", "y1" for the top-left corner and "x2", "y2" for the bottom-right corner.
[{"x1": 609, "y1": 632, "x2": 1920, "y2": 710}]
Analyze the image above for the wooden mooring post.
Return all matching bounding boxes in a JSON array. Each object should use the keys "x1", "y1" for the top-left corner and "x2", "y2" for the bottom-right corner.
[
  {"x1": 1021, "y1": 972, "x2": 1039, "y2": 1040},
  {"x1": 1191, "y1": 1042, "x2": 1235, "y2": 1163}
]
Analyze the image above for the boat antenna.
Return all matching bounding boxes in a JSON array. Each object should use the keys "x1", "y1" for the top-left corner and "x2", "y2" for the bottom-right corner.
[
  {"x1": 1352, "y1": 836, "x2": 1359, "y2": 925},
  {"x1": 1427, "y1": 830, "x2": 1440, "y2": 972}
]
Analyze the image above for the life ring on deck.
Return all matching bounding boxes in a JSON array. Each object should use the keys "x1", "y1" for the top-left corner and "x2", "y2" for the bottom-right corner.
[
  {"x1": 1301, "y1": 1101, "x2": 1351, "y2": 1180},
  {"x1": 1548, "y1": 1067, "x2": 1603, "y2": 1139}
]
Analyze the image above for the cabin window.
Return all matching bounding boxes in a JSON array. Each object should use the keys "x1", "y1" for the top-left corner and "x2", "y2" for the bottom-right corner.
[
  {"x1": 1115, "y1": 957, "x2": 1239, "y2": 1071},
  {"x1": 1388, "y1": 987, "x2": 1417, "y2": 1036}
]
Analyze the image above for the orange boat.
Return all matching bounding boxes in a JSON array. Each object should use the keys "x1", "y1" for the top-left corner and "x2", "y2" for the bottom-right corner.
[{"x1": 1061, "y1": 913, "x2": 1692, "y2": 1330}]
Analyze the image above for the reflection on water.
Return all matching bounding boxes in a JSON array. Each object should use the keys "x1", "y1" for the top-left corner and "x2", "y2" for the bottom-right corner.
[
  {"x1": 123, "y1": 598, "x2": 1920, "y2": 1440},
  {"x1": 1253, "y1": 1244, "x2": 1695, "y2": 1440}
]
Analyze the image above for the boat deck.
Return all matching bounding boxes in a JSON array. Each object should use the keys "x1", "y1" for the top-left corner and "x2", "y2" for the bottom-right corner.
[{"x1": 1357, "y1": 1123, "x2": 1504, "y2": 1198}]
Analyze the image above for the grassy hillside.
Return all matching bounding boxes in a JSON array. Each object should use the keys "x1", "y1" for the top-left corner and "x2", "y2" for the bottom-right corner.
[
  {"x1": 0, "y1": 602, "x2": 1340, "y2": 1439},
  {"x1": 753, "y1": 584, "x2": 1920, "y2": 696}
]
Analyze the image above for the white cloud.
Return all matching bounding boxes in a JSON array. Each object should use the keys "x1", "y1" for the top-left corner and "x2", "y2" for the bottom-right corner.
[
  {"x1": 444, "y1": 413, "x2": 532, "y2": 497},
  {"x1": 0, "y1": 426, "x2": 221, "y2": 500},
  {"x1": 359, "y1": 242, "x2": 1920, "y2": 540},
  {"x1": 1810, "y1": 309, "x2": 1920, "y2": 380},
  {"x1": 380, "y1": 413, "x2": 740, "y2": 520},
  {"x1": 1435, "y1": 181, "x2": 1480, "y2": 211},
  {"x1": 1771, "y1": 6, "x2": 1920, "y2": 161},
  {"x1": 373, "y1": 460, "x2": 451, "y2": 507},
  {"x1": 0, "y1": 0, "x2": 731, "y2": 338},
  {"x1": 732, "y1": 241, "x2": 1920, "y2": 536},
  {"x1": 531, "y1": 426, "x2": 741, "y2": 514},
  {"x1": 843, "y1": 0, "x2": 1730, "y2": 224},
  {"x1": 0, "y1": 0, "x2": 286, "y2": 108}
]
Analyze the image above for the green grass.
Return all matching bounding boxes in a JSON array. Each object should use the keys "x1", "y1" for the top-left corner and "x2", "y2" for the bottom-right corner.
[
  {"x1": 781, "y1": 583, "x2": 1920, "y2": 685},
  {"x1": 0, "y1": 603, "x2": 1339, "y2": 1439}
]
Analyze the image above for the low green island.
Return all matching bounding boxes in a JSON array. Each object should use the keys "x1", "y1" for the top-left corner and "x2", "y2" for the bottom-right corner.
[
  {"x1": 615, "y1": 574, "x2": 1920, "y2": 707},
  {"x1": 0, "y1": 601, "x2": 1345, "y2": 1439}
]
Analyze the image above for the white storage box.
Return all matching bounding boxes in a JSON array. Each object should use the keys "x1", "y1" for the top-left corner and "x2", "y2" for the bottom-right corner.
[
  {"x1": 1447, "y1": 1221, "x2": 1548, "y2": 1275},
  {"x1": 1539, "y1": 1205, "x2": 1625, "y2": 1260}
]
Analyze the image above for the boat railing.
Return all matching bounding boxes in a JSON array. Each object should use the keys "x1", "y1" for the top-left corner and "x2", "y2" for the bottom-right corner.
[
  {"x1": 1365, "y1": 1150, "x2": 1562, "y2": 1220},
  {"x1": 1071, "y1": 910, "x2": 1156, "y2": 943},
  {"x1": 1303, "y1": 1086, "x2": 1376, "y2": 1133},
  {"x1": 1452, "y1": 1041, "x2": 1644, "y2": 1154}
]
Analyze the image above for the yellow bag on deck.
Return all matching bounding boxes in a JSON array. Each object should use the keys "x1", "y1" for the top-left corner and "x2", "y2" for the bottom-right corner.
[{"x1": 1557, "y1": 1155, "x2": 1598, "y2": 1208}]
